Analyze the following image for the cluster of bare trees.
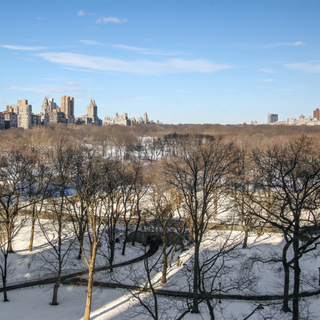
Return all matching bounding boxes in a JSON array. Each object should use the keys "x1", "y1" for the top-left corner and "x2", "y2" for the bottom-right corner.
[{"x1": 1, "y1": 125, "x2": 320, "y2": 320}]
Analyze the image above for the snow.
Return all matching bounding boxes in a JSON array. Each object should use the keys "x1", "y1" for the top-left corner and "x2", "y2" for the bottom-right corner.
[{"x1": 2, "y1": 218, "x2": 320, "y2": 319}]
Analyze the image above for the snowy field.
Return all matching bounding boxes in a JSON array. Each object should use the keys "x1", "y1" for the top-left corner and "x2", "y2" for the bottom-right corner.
[{"x1": 2, "y1": 219, "x2": 320, "y2": 319}]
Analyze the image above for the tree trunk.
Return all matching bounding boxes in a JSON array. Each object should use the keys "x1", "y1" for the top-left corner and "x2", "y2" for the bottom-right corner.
[
  {"x1": 193, "y1": 239, "x2": 200, "y2": 313},
  {"x1": 161, "y1": 244, "x2": 167, "y2": 284},
  {"x1": 51, "y1": 273, "x2": 61, "y2": 305},
  {"x1": 132, "y1": 213, "x2": 141, "y2": 246},
  {"x1": 77, "y1": 229, "x2": 84, "y2": 260},
  {"x1": 6, "y1": 222, "x2": 14, "y2": 253},
  {"x1": 205, "y1": 298, "x2": 215, "y2": 320},
  {"x1": 121, "y1": 225, "x2": 128, "y2": 256},
  {"x1": 292, "y1": 231, "x2": 300, "y2": 320},
  {"x1": 282, "y1": 241, "x2": 291, "y2": 313},
  {"x1": 109, "y1": 240, "x2": 115, "y2": 273},
  {"x1": 28, "y1": 215, "x2": 36, "y2": 252},
  {"x1": 83, "y1": 243, "x2": 97, "y2": 320},
  {"x1": 1, "y1": 253, "x2": 9, "y2": 302},
  {"x1": 242, "y1": 229, "x2": 248, "y2": 249}
]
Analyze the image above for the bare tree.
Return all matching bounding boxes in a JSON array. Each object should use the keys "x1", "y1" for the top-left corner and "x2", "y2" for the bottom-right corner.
[
  {"x1": 164, "y1": 134, "x2": 238, "y2": 313},
  {"x1": 0, "y1": 147, "x2": 34, "y2": 253},
  {"x1": 0, "y1": 221, "x2": 10, "y2": 302},
  {"x1": 231, "y1": 146, "x2": 262, "y2": 248},
  {"x1": 71, "y1": 153, "x2": 117, "y2": 320},
  {"x1": 38, "y1": 138, "x2": 75, "y2": 306},
  {"x1": 146, "y1": 165, "x2": 186, "y2": 284},
  {"x1": 26, "y1": 150, "x2": 53, "y2": 252},
  {"x1": 246, "y1": 136, "x2": 320, "y2": 319},
  {"x1": 112, "y1": 246, "x2": 192, "y2": 320}
]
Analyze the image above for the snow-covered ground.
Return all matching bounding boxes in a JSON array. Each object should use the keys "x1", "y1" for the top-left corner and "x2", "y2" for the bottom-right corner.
[{"x1": 2, "y1": 219, "x2": 320, "y2": 319}]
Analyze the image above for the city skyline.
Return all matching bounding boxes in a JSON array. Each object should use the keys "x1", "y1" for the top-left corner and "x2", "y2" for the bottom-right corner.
[{"x1": 1, "y1": 0, "x2": 320, "y2": 124}]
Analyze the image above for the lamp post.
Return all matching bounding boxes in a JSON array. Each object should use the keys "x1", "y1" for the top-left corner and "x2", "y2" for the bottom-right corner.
[{"x1": 218, "y1": 282, "x2": 221, "y2": 303}]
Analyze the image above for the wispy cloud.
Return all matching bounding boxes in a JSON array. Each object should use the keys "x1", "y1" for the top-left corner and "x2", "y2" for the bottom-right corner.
[
  {"x1": 77, "y1": 10, "x2": 85, "y2": 16},
  {"x1": 284, "y1": 61, "x2": 320, "y2": 73},
  {"x1": 116, "y1": 95, "x2": 135, "y2": 99},
  {"x1": 4, "y1": 84, "x2": 65, "y2": 94},
  {"x1": 50, "y1": 88, "x2": 66, "y2": 93},
  {"x1": 64, "y1": 81, "x2": 79, "y2": 86},
  {"x1": 96, "y1": 16, "x2": 127, "y2": 24},
  {"x1": 259, "y1": 79, "x2": 275, "y2": 82},
  {"x1": 2, "y1": 44, "x2": 46, "y2": 51},
  {"x1": 0, "y1": 100, "x2": 6, "y2": 104},
  {"x1": 112, "y1": 44, "x2": 182, "y2": 56},
  {"x1": 259, "y1": 68, "x2": 279, "y2": 74},
  {"x1": 72, "y1": 88, "x2": 87, "y2": 92},
  {"x1": 74, "y1": 94, "x2": 94, "y2": 99},
  {"x1": 79, "y1": 40, "x2": 102, "y2": 45},
  {"x1": 263, "y1": 41, "x2": 305, "y2": 48},
  {"x1": 112, "y1": 44, "x2": 142, "y2": 52},
  {"x1": 35, "y1": 52, "x2": 233, "y2": 75}
]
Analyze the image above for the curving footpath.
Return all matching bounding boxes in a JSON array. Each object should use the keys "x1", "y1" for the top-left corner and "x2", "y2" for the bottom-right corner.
[{"x1": 1, "y1": 242, "x2": 320, "y2": 303}]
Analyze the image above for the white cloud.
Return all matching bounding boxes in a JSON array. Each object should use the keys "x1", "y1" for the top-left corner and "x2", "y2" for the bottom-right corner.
[
  {"x1": 3, "y1": 84, "x2": 65, "y2": 94},
  {"x1": 285, "y1": 61, "x2": 320, "y2": 73},
  {"x1": 72, "y1": 88, "x2": 87, "y2": 92},
  {"x1": 2, "y1": 45, "x2": 45, "y2": 51},
  {"x1": 64, "y1": 81, "x2": 79, "y2": 86},
  {"x1": 263, "y1": 41, "x2": 305, "y2": 48},
  {"x1": 96, "y1": 16, "x2": 127, "y2": 24},
  {"x1": 259, "y1": 79, "x2": 275, "y2": 82},
  {"x1": 79, "y1": 40, "x2": 102, "y2": 45},
  {"x1": 112, "y1": 44, "x2": 142, "y2": 52},
  {"x1": 77, "y1": 10, "x2": 85, "y2": 16},
  {"x1": 116, "y1": 95, "x2": 135, "y2": 99},
  {"x1": 50, "y1": 88, "x2": 66, "y2": 93},
  {"x1": 0, "y1": 100, "x2": 6, "y2": 104},
  {"x1": 259, "y1": 68, "x2": 279, "y2": 74},
  {"x1": 112, "y1": 44, "x2": 182, "y2": 56},
  {"x1": 35, "y1": 52, "x2": 233, "y2": 74}
]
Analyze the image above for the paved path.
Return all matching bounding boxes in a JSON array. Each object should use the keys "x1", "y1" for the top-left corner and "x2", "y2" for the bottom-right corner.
[{"x1": 0, "y1": 243, "x2": 159, "y2": 293}]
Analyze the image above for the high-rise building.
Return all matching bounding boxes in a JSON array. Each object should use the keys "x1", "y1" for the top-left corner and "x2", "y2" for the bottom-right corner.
[
  {"x1": 6, "y1": 100, "x2": 32, "y2": 129},
  {"x1": 60, "y1": 95, "x2": 75, "y2": 124},
  {"x1": 267, "y1": 113, "x2": 278, "y2": 124},
  {"x1": 86, "y1": 99, "x2": 98, "y2": 124},
  {"x1": 143, "y1": 112, "x2": 149, "y2": 123},
  {"x1": 313, "y1": 108, "x2": 319, "y2": 120}
]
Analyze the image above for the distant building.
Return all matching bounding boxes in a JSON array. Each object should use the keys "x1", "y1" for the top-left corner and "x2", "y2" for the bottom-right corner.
[
  {"x1": 32, "y1": 114, "x2": 42, "y2": 126},
  {"x1": 0, "y1": 112, "x2": 5, "y2": 130},
  {"x1": 103, "y1": 111, "x2": 153, "y2": 126},
  {"x1": 60, "y1": 95, "x2": 75, "y2": 124},
  {"x1": 267, "y1": 113, "x2": 278, "y2": 124},
  {"x1": 87, "y1": 99, "x2": 98, "y2": 125},
  {"x1": 143, "y1": 112, "x2": 149, "y2": 123},
  {"x1": 3, "y1": 111, "x2": 17, "y2": 129},
  {"x1": 6, "y1": 100, "x2": 32, "y2": 129},
  {"x1": 313, "y1": 108, "x2": 319, "y2": 120},
  {"x1": 47, "y1": 110, "x2": 67, "y2": 124}
]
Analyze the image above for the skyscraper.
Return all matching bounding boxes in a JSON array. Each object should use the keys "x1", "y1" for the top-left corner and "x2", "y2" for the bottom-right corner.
[
  {"x1": 6, "y1": 99, "x2": 32, "y2": 129},
  {"x1": 86, "y1": 99, "x2": 98, "y2": 124},
  {"x1": 313, "y1": 108, "x2": 319, "y2": 120},
  {"x1": 60, "y1": 95, "x2": 75, "y2": 124},
  {"x1": 267, "y1": 113, "x2": 278, "y2": 124}
]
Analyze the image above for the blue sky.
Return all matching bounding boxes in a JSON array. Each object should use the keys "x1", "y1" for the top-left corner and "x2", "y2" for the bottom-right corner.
[{"x1": 1, "y1": 0, "x2": 319, "y2": 124}]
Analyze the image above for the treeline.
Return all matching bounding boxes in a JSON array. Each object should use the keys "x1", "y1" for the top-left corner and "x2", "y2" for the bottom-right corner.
[{"x1": 1, "y1": 125, "x2": 320, "y2": 319}]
